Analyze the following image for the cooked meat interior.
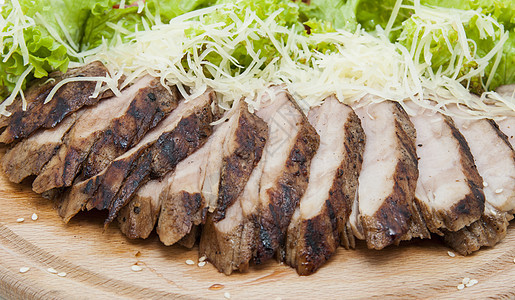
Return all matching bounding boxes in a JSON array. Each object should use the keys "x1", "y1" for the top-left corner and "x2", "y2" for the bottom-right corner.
[
  {"x1": 200, "y1": 87, "x2": 319, "y2": 274},
  {"x1": 58, "y1": 90, "x2": 215, "y2": 224},
  {"x1": 408, "y1": 104, "x2": 485, "y2": 234},
  {"x1": 32, "y1": 76, "x2": 180, "y2": 193},
  {"x1": 284, "y1": 96, "x2": 365, "y2": 275},
  {"x1": 1, "y1": 111, "x2": 80, "y2": 183},
  {"x1": 0, "y1": 61, "x2": 113, "y2": 144},
  {"x1": 495, "y1": 85, "x2": 515, "y2": 147},
  {"x1": 352, "y1": 99, "x2": 427, "y2": 250}
]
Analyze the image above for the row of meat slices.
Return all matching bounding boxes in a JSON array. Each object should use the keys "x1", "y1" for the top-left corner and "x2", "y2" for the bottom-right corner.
[{"x1": 1, "y1": 62, "x2": 514, "y2": 276}]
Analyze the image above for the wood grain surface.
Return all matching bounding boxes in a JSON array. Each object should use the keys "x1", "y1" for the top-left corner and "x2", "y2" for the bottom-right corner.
[{"x1": 0, "y1": 161, "x2": 514, "y2": 299}]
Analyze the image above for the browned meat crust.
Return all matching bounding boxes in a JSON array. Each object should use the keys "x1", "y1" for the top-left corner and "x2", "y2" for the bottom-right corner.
[
  {"x1": 178, "y1": 225, "x2": 200, "y2": 248},
  {"x1": 32, "y1": 78, "x2": 180, "y2": 193},
  {"x1": 443, "y1": 212, "x2": 510, "y2": 255},
  {"x1": 254, "y1": 100, "x2": 320, "y2": 264},
  {"x1": 285, "y1": 106, "x2": 365, "y2": 275},
  {"x1": 213, "y1": 105, "x2": 269, "y2": 221},
  {"x1": 0, "y1": 62, "x2": 112, "y2": 144},
  {"x1": 416, "y1": 116, "x2": 485, "y2": 234},
  {"x1": 60, "y1": 94, "x2": 214, "y2": 224},
  {"x1": 1, "y1": 112, "x2": 79, "y2": 183},
  {"x1": 200, "y1": 212, "x2": 256, "y2": 275}
]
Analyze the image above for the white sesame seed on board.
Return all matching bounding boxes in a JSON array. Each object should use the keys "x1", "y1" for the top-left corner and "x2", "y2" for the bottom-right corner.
[
  {"x1": 31, "y1": 213, "x2": 38, "y2": 221},
  {"x1": 199, "y1": 255, "x2": 207, "y2": 262},
  {"x1": 57, "y1": 272, "x2": 67, "y2": 277},
  {"x1": 457, "y1": 284, "x2": 465, "y2": 290},
  {"x1": 16, "y1": 218, "x2": 24, "y2": 223},
  {"x1": 19, "y1": 267, "x2": 30, "y2": 273},
  {"x1": 131, "y1": 265, "x2": 143, "y2": 272},
  {"x1": 47, "y1": 267, "x2": 57, "y2": 274},
  {"x1": 447, "y1": 251, "x2": 456, "y2": 257},
  {"x1": 198, "y1": 261, "x2": 207, "y2": 267},
  {"x1": 482, "y1": 181, "x2": 488, "y2": 187},
  {"x1": 224, "y1": 292, "x2": 231, "y2": 299},
  {"x1": 495, "y1": 188, "x2": 503, "y2": 194},
  {"x1": 462, "y1": 278, "x2": 470, "y2": 285},
  {"x1": 185, "y1": 259, "x2": 195, "y2": 265},
  {"x1": 466, "y1": 279, "x2": 478, "y2": 287}
]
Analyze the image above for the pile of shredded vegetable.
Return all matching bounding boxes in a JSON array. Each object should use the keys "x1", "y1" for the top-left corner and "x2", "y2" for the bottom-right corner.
[{"x1": 1, "y1": 0, "x2": 514, "y2": 119}]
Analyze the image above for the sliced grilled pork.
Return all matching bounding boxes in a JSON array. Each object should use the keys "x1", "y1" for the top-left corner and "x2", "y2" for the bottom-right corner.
[
  {"x1": 1, "y1": 112, "x2": 80, "y2": 183},
  {"x1": 200, "y1": 88, "x2": 319, "y2": 274},
  {"x1": 351, "y1": 100, "x2": 428, "y2": 250},
  {"x1": 158, "y1": 102, "x2": 267, "y2": 245},
  {"x1": 58, "y1": 91, "x2": 215, "y2": 224},
  {"x1": 0, "y1": 62, "x2": 113, "y2": 144},
  {"x1": 32, "y1": 76, "x2": 180, "y2": 193},
  {"x1": 284, "y1": 96, "x2": 365, "y2": 275},
  {"x1": 442, "y1": 115, "x2": 515, "y2": 254},
  {"x1": 408, "y1": 106, "x2": 485, "y2": 235}
]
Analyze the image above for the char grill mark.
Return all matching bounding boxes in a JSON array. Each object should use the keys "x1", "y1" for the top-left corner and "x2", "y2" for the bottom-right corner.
[
  {"x1": 253, "y1": 92, "x2": 319, "y2": 264},
  {"x1": 284, "y1": 96, "x2": 365, "y2": 275},
  {"x1": 1, "y1": 112, "x2": 80, "y2": 183},
  {"x1": 213, "y1": 103, "x2": 269, "y2": 221},
  {"x1": 353, "y1": 100, "x2": 427, "y2": 250},
  {"x1": 0, "y1": 62, "x2": 113, "y2": 144},
  {"x1": 32, "y1": 77, "x2": 180, "y2": 193},
  {"x1": 59, "y1": 91, "x2": 214, "y2": 224},
  {"x1": 158, "y1": 102, "x2": 267, "y2": 246},
  {"x1": 409, "y1": 107, "x2": 485, "y2": 235}
]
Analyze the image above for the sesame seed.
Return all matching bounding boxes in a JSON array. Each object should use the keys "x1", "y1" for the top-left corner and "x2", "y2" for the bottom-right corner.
[
  {"x1": 198, "y1": 261, "x2": 206, "y2": 267},
  {"x1": 495, "y1": 188, "x2": 503, "y2": 194},
  {"x1": 131, "y1": 265, "x2": 143, "y2": 272},
  {"x1": 224, "y1": 292, "x2": 231, "y2": 299},
  {"x1": 31, "y1": 213, "x2": 38, "y2": 221},
  {"x1": 513, "y1": 257, "x2": 515, "y2": 264},
  {"x1": 19, "y1": 267, "x2": 30, "y2": 273},
  {"x1": 208, "y1": 284, "x2": 224, "y2": 291},
  {"x1": 457, "y1": 284, "x2": 465, "y2": 290},
  {"x1": 447, "y1": 251, "x2": 456, "y2": 257},
  {"x1": 199, "y1": 255, "x2": 207, "y2": 262},
  {"x1": 462, "y1": 278, "x2": 470, "y2": 285},
  {"x1": 466, "y1": 279, "x2": 478, "y2": 287},
  {"x1": 16, "y1": 218, "x2": 24, "y2": 223},
  {"x1": 482, "y1": 181, "x2": 488, "y2": 187},
  {"x1": 47, "y1": 268, "x2": 57, "y2": 274},
  {"x1": 185, "y1": 259, "x2": 195, "y2": 265},
  {"x1": 57, "y1": 272, "x2": 67, "y2": 277}
]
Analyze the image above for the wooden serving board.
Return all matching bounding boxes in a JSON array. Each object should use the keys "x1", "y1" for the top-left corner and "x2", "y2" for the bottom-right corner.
[{"x1": 0, "y1": 171, "x2": 514, "y2": 299}]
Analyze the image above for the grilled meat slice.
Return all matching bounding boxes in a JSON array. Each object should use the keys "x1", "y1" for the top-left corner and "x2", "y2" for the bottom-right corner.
[
  {"x1": 284, "y1": 96, "x2": 365, "y2": 275},
  {"x1": 178, "y1": 225, "x2": 200, "y2": 249},
  {"x1": 1, "y1": 112, "x2": 80, "y2": 183},
  {"x1": 0, "y1": 62, "x2": 113, "y2": 144},
  {"x1": 352, "y1": 100, "x2": 427, "y2": 250},
  {"x1": 408, "y1": 106, "x2": 485, "y2": 235},
  {"x1": 158, "y1": 102, "x2": 267, "y2": 246},
  {"x1": 253, "y1": 89, "x2": 319, "y2": 263},
  {"x1": 58, "y1": 91, "x2": 215, "y2": 224},
  {"x1": 200, "y1": 88, "x2": 319, "y2": 274},
  {"x1": 117, "y1": 177, "x2": 168, "y2": 239},
  {"x1": 442, "y1": 115, "x2": 515, "y2": 254},
  {"x1": 32, "y1": 76, "x2": 180, "y2": 193}
]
